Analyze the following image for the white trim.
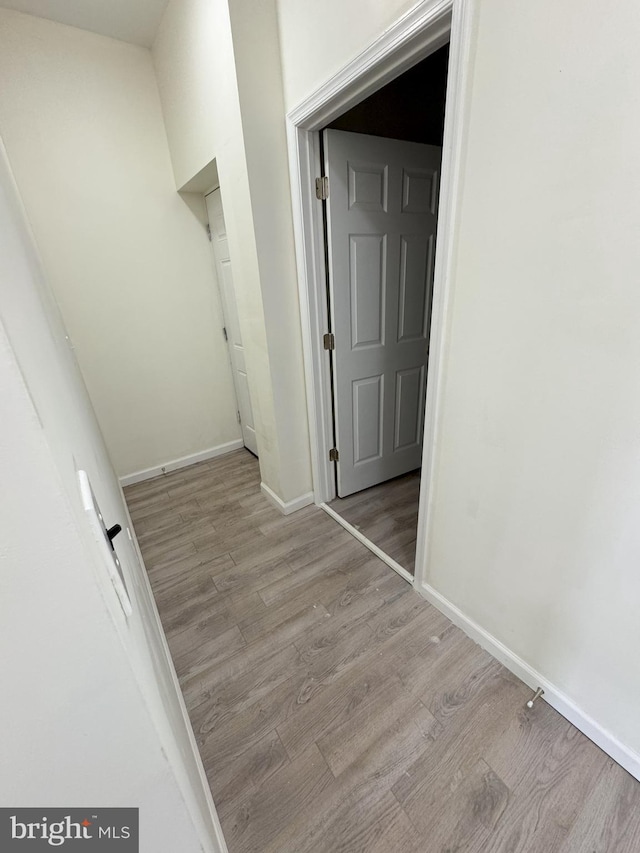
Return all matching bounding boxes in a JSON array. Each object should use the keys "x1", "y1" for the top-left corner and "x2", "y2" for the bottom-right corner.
[
  {"x1": 418, "y1": 580, "x2": 640, "y2": 782},
  {"x1": 321, "y1": 503, "x2": 413, "y2": 584},
  {"x1": 260, "y1": 482, "x2": 314, "y2": 515},
  {"x1": 119, "y1": 440, "x2": 244, "y2": 486}
]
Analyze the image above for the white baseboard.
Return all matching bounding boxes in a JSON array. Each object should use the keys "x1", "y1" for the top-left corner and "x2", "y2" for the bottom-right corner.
[
  {"x1": 119, "y1": 440, "x2": 244, "y2": 487},
  {"x1": 260, "y1": 482, "x2": 314, "y2": 516},
  {"x1": 418, "y1": 579, "x2": 640, "y2": 782},
  {"x1": 321, "y1": 503, "x2": 414, "y2": 584}
]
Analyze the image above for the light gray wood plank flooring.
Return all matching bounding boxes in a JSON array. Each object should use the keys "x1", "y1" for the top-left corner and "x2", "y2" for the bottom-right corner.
[
  {"x1": 328, "y1": 469, "x2": 421, "y2": 574},
  {"x1": 125, "y1": 450, "x2": 640, "y2": 853}
]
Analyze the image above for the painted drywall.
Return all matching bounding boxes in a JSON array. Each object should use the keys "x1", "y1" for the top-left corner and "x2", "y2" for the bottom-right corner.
[
  {"x1": 152, "y1": 0, "x2": 281, "y2": 497},
  {"x1": 0, "y1": 144, "x2": 225, "y2": 849},
  {"x1": 227, "y1": 0, "x2": 312, "y2": 501},
  {"x1": 153, "y1": 0, "x2": 312, "y2": 503},
  {"x1": 276, "y1": 0, "x2": 419, "y2": 111},
  {"x1": 0, "y1": 7, "x2": 240, "y2": 479},
  {"x1": 276, "y1": 0, "x2": 640, "y2": 761},
  {"x1": 424, "y1": 0, "x2": 640, "y2": 756},
  {"x1": 0, "y1": 0, "x2": 170, "y2": 46}
]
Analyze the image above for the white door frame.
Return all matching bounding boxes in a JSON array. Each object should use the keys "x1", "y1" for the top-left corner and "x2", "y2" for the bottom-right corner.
[{"x1": 285, "y1": 0, "x2": 476, "y2": 589}]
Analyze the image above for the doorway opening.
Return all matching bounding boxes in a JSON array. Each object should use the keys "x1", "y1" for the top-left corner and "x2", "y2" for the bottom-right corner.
[
  {"x1": 287, "y1": 0, "x2": 472, "y2": 589},
  {"x1": 204, "y1": 187, "x2": 259, "y2": 458},
  {"x1": 321, "y1": 45, "x2": 449, "y2": 577}
]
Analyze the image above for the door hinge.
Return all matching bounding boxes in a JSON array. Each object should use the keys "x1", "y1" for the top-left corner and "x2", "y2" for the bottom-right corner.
[
  {"x1": 323, "y1": 332, "x2": 335, "y2": 351},
  {"x1": 329, "y1": 447, "x2": 339, "y2": 462},
  {"x1": 222, "y1": 326, "x2": 228, "y2": 341},
  {"x1": 315, "y1": 176, "x2": 329, "y2": 200},
  {"x1": 237, "y1": 410, "x2": 241, "y2": 424},
  {"x1": 206, "y1": 223, "x2": 212, "y2": 241}
]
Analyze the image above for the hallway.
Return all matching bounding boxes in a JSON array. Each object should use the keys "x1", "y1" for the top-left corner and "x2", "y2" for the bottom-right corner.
[{"x1": 125, "y1": 451, "x2": 640, "y2": 853}]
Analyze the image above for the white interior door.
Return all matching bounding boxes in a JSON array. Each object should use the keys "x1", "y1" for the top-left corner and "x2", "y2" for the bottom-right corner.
[
  {"x1": 205, "y1": 188, "x2": 258, "y2": 457},
  {"x1": 324, "y1": 129, "x2": 441, "y2": 497}
]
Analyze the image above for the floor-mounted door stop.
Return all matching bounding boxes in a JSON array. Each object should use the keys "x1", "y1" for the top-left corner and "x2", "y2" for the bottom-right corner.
[{"x1": 526, "y1": 687, "x2": 544, "y2": 709}]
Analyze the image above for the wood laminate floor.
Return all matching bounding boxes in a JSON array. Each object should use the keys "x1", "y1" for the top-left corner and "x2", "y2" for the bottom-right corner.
[
  {"x1": 329, "y1": 470, "x2": 421, "y2": 574},
  {"x1": 125, "y1": 450, "x2": 640, "y2": 853}
]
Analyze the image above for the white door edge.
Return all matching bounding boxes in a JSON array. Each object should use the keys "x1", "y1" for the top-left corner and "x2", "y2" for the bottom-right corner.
[{"x1": 285, "y1": 0, "x2": 477, "y2": 592}]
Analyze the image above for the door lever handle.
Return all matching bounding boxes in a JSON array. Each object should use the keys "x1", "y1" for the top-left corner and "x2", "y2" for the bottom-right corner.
[{"x1": 106, "y1": 523, "x2": 122, "y2": 550}]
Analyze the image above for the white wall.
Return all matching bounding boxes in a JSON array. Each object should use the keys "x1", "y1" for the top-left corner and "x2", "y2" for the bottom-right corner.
[
  {"x1": 228, "y1": 0, "x2": 311, "y2": 502},
  {"x1": 153, "y1": 0, "x2": 312, "y2": 503},
  {"x1": 276, "y1": 0, "x2": 418, "y2": 111},
  {"x1": 0, "y1": 142, "x2": 226, "y2": 849},
  {"x1": 276, "y1": 0, "x2": 640, "y2": 761},
  {"x1": 426, "y1": 0, "x2": 640, "y2": 756},
  {"x1": 0, "y1": 8, "x2": 240, "y2": 479}
]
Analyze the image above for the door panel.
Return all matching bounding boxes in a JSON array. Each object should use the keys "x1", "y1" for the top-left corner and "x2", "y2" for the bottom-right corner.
[
  {"x1": 350, "y1": 234, "x2": 386, "y2": 348},
  {"x1": 348, "y1": 162, "x2": 388, "y2": 210},
  {"x1": 398, "y1": 234, "x2": 434, "y2": 342},
  {"x1": 353, "y1": 374, "x2": 383, "y2": 464},
  {"x1": 394, "y1": 365, "x2": 425, "y2": 450},
  {"x1": 401, "y1": 167, "x2": 438, "y2": 213},
  {"x1": 205, "y1": 189, "x2": 258, "y2": 457},
  {"x1": 324, "y1": 129, "x2": 441, "y2": 497}
]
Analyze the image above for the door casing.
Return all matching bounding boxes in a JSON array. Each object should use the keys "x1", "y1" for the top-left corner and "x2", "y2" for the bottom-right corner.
[{"x1": 285, "y1": 0, "x2": 476, "y2": 591}]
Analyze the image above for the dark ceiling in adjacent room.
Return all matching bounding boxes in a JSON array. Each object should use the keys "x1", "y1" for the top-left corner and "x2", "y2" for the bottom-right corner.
[{"x1": 327, "y1": 44, "x2": 450, "y2": 146}]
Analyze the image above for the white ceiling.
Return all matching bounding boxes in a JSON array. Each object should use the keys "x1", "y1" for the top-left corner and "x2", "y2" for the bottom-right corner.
[{"x1": 0, "y1": 0, "x2": 170, "y2": 47}]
